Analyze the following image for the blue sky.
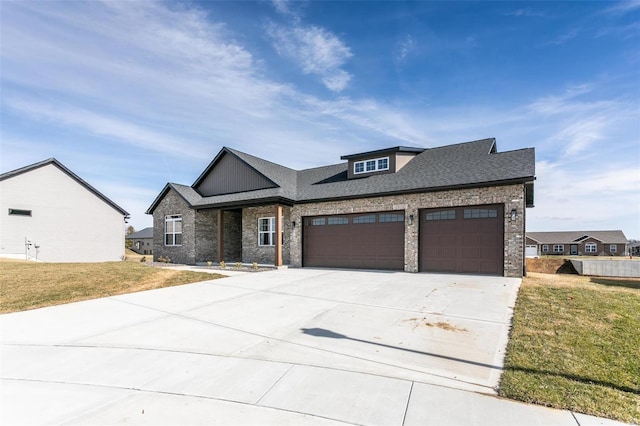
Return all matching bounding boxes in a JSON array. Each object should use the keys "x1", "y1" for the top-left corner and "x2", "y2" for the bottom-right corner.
[{"x1": 2, "y1": 0, "x2": 639, "y2": 238}]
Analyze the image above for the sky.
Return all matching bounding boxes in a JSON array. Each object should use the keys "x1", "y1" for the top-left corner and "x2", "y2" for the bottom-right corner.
[{"x1": 1, "y1": 0, "x2": 639, "y2": 239}]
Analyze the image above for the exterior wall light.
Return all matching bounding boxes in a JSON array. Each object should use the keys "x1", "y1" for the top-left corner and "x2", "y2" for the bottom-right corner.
[
  {"x1": 291, "y1": 221, "x2": 296, "y2": 228},
  {"x1": 510, "y1": 209, "x2": 517, "y2": 221},
  {"x1": 408, "y1": 214, "x2": 414, "y2": 225}
]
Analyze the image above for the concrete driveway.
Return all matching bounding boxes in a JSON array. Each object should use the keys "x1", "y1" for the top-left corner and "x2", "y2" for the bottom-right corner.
[{"x1": 1, "y1": 269, "x2": 617, "y2": 425}]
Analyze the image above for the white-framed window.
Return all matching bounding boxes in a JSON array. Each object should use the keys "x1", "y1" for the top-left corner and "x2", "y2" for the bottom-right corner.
[
  {"x1": 610, "y1": 244, "x2": 617, "y2": 253},
  {"x1": 164, "y1": 215, "x2": 182, "y2": 246},
  {"x1": 553, "y1": 244, "x2": 564, "y2": 253},
  {"x1": 542, "y1": 245, "x2": 549, "y2": 253},
  {"x1": 354, "y1": 157, "x2": 390, "y2": 175},
  {"x1": 258, "y1": 217, "x2": 284, "y2": 246},
  {"x1": 585, "y1": 242, "x2": 597, "y2": 253}
]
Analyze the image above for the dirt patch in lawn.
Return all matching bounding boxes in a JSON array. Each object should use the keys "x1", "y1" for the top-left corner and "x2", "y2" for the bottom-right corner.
[{"x1": 526, "y1": 258, "x2": 578, "y2": 274}]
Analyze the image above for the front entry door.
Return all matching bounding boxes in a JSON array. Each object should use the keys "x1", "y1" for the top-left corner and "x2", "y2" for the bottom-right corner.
[{"x1": 570, "y1": 244, "x2": 578, "y2": 255}]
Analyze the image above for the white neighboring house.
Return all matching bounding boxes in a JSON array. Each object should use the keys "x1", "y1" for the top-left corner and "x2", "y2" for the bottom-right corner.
[{"x1": 0, "y1": 158, "x2": 129, "y2": 262}]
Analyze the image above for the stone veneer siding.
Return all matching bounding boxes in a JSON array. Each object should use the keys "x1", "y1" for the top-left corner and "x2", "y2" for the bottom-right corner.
[
  {"x1": 153, "y1": 191, "x2": 244, "y2": 264},
  {"x1": 242, "y1": 205, "x2": 291, "y2": 264},
  {"x1": 289, "y1": 184, "x2": 527, "y2": 277},
  {"x1": 194, "y1": 208, "x2": 217, "y2": 263},
  {"x1": 152, "y1": 189, "x2": 196, "y2": 264}
]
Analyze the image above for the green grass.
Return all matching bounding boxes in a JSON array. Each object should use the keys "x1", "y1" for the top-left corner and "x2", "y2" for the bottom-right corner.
[
  {"x1": 499, "y1": 272, "x2": 640, "y2": 423},
  {"x1": 0, "y1": 260, "x2": 224, "y2": 314}
]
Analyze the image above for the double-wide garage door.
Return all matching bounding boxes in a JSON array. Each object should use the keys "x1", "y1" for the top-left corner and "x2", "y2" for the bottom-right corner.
[
  {"x1": 419, "y1": 205, "x2": 504, "y2": 275},
  {"x1": 302, "y1": 211, "x2": 405, "y2": 270},
  {"x1": 302, "y1": 205, "x2": 504, "y2": 275}
]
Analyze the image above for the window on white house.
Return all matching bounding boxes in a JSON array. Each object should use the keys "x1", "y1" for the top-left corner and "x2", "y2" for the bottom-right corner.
[
  {"x1": 610, "y1": 244, "x2": 617, "y2": 253},
  {"x1": 586, "y1": 242, "x2": 597, "y2": 253},
  {"x1": 258, "y1": 217, "x2": 284, "y2": 246},
  {"x1": 164, "y1": 215, "x2": 182, "y2": 246},
  {"x1": 553, "y1": 244, "x2": 564, "y2": 253},
  {"x1": 542, "y1": 245, "x2": 549, "y2": 252},
  {"x1": 8, "y1": 208, "x2": 32, "y2": 216},
  {"x1": 354, "y1": 157, "x2": 390, "y2": 174}
]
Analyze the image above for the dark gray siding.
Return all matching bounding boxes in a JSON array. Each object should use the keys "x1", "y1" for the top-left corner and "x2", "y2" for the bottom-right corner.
[{"x1": 195, "y1": 152, "x2": 276, "y2": 197}]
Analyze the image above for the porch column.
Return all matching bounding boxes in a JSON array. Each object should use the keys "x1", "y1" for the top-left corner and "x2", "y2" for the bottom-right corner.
[
  {"x1": 217, "y1": 209, "x2": 224, "y2": 262},
  {"x1": 275, "y1": 205, "x2": 283, "y2": 267}
]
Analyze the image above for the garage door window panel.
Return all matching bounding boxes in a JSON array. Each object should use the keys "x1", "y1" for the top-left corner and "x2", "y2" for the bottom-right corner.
[
  {"x1": 463, "y1": 208, "x2": 498, "y2": 219},
  {"x1": 379, "y1": 213, "x2": 404, "y2": 222},
  {"x1": 328, "y1": 217, "x2": 348, "y2": 225},
  {"x1": 353, "y1": 214, "x2": 376, "y2": 224}
]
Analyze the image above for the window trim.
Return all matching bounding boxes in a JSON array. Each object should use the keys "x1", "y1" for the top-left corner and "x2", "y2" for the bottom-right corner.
[
  {"x1": 553, "y1": 244, "x2": 564, "y2": 253},
  {"x1": 353, "y1": 156, "x2": 390, "y2": 175},
  {"x1": 542, "y1": 244, "x2": 549, "y2": 253},
  {"x1": 610, "y1": 244, "x2": 617, "y2": 253},
  {"x1": 585, "y1": 242, "x2": 597, "y2": 253},
  {"x1": 164, "y1": 215, "x2": 182, "y2": 246}
]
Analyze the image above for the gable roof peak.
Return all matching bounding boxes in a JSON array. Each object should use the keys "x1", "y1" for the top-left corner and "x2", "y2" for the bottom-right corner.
[{"x1": 0, "y1": 157, "x2": 129, "y2": 216}]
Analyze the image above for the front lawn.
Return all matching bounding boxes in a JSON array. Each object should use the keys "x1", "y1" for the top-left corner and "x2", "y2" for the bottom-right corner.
[
  {"x1": 499, "y1": 272, "x2": 640, "y2": 423},
  {"x1": 0, "y1": 260, "x2": 224, "y2": 313}
]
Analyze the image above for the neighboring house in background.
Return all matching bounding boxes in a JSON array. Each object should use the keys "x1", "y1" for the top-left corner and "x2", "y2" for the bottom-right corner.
[
  {"x1": 126, "y1": 227, "x2": 154, "y2": 255},
  {"x1": 628, "y1": 241, "x2": 640, "y2": 257},
  {"x1": 0, "y1": 158, "x2": 129, "y2": 262},
  {"x1": 147, "y1": 138, "x2": 535, "y2": 277},
  {"x1": 525, "y1": 230, "x2": 628, "y2": 257}
]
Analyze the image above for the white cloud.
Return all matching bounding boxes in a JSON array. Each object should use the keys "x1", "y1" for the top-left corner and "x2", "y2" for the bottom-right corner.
[
  {"x1": 506, "y1": 7, "x2": 545, "y2": 17},
  {"x1": 2, "y1": 1, "x2": 638, "y2": 236},
  {"x1": 267, "y1": 23, "x2": 353, "y2": 92},
  {"x1": 395, "y1": 34, "x2": 416, "y2": 64},
  {"x1": 528, "y1": 160, "x2": 640, "y2": 236}
]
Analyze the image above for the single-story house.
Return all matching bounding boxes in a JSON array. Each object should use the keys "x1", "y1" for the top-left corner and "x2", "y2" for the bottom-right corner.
[
  {"x1": 125, "y1": 227, "x2": 154, "y2": 255},
  {"x1": 0, "y1": 158, "x2": 129, "y2": 262},
  {"x1": 525, "y1": 230, "x2": 628, "y2": 257},
  {"x1": 147, "y1": 138, "x2": 535, "y2": 277}
]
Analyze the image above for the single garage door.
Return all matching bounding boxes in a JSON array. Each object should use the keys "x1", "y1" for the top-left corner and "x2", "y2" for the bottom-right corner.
[
  {"x1": 303, "y1": 211, "x2": 405, "y2": 270},
  {"x1": 420, "y1": 205, "x2": 504, "y2": 275}
]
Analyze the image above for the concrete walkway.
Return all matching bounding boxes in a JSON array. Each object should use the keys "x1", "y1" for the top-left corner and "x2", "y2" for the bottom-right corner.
[{"x1": 0, "y1": 269, "x2": 628, "y2": 425}]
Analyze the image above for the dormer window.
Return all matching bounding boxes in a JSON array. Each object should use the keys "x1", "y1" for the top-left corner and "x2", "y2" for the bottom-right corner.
[{"x1": 354, "y1": 157, "x2": 389, "y2": 175}]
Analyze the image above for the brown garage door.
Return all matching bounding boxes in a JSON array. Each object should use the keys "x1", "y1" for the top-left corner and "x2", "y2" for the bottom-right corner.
[
  {"x1": 420, "y1": 205, "x2": 504, "y2": 275},
  {"x1": 303, "y1": 211, "x2": 405, "y2": 270}
]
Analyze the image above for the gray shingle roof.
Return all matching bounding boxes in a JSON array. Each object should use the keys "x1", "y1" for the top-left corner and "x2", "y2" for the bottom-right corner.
[
  {"x1": 526, "y1": 230, "x2": 628, "y2": 244},
  {"x1": 1, "y1": 158, "x2": 129, "y2": 216},
  {"x1": 147, "y1": 138, "x2": 535, "y2": 213},
  {"x1": 126, "y1": 227, "x2": 153, "y2": 239}
]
